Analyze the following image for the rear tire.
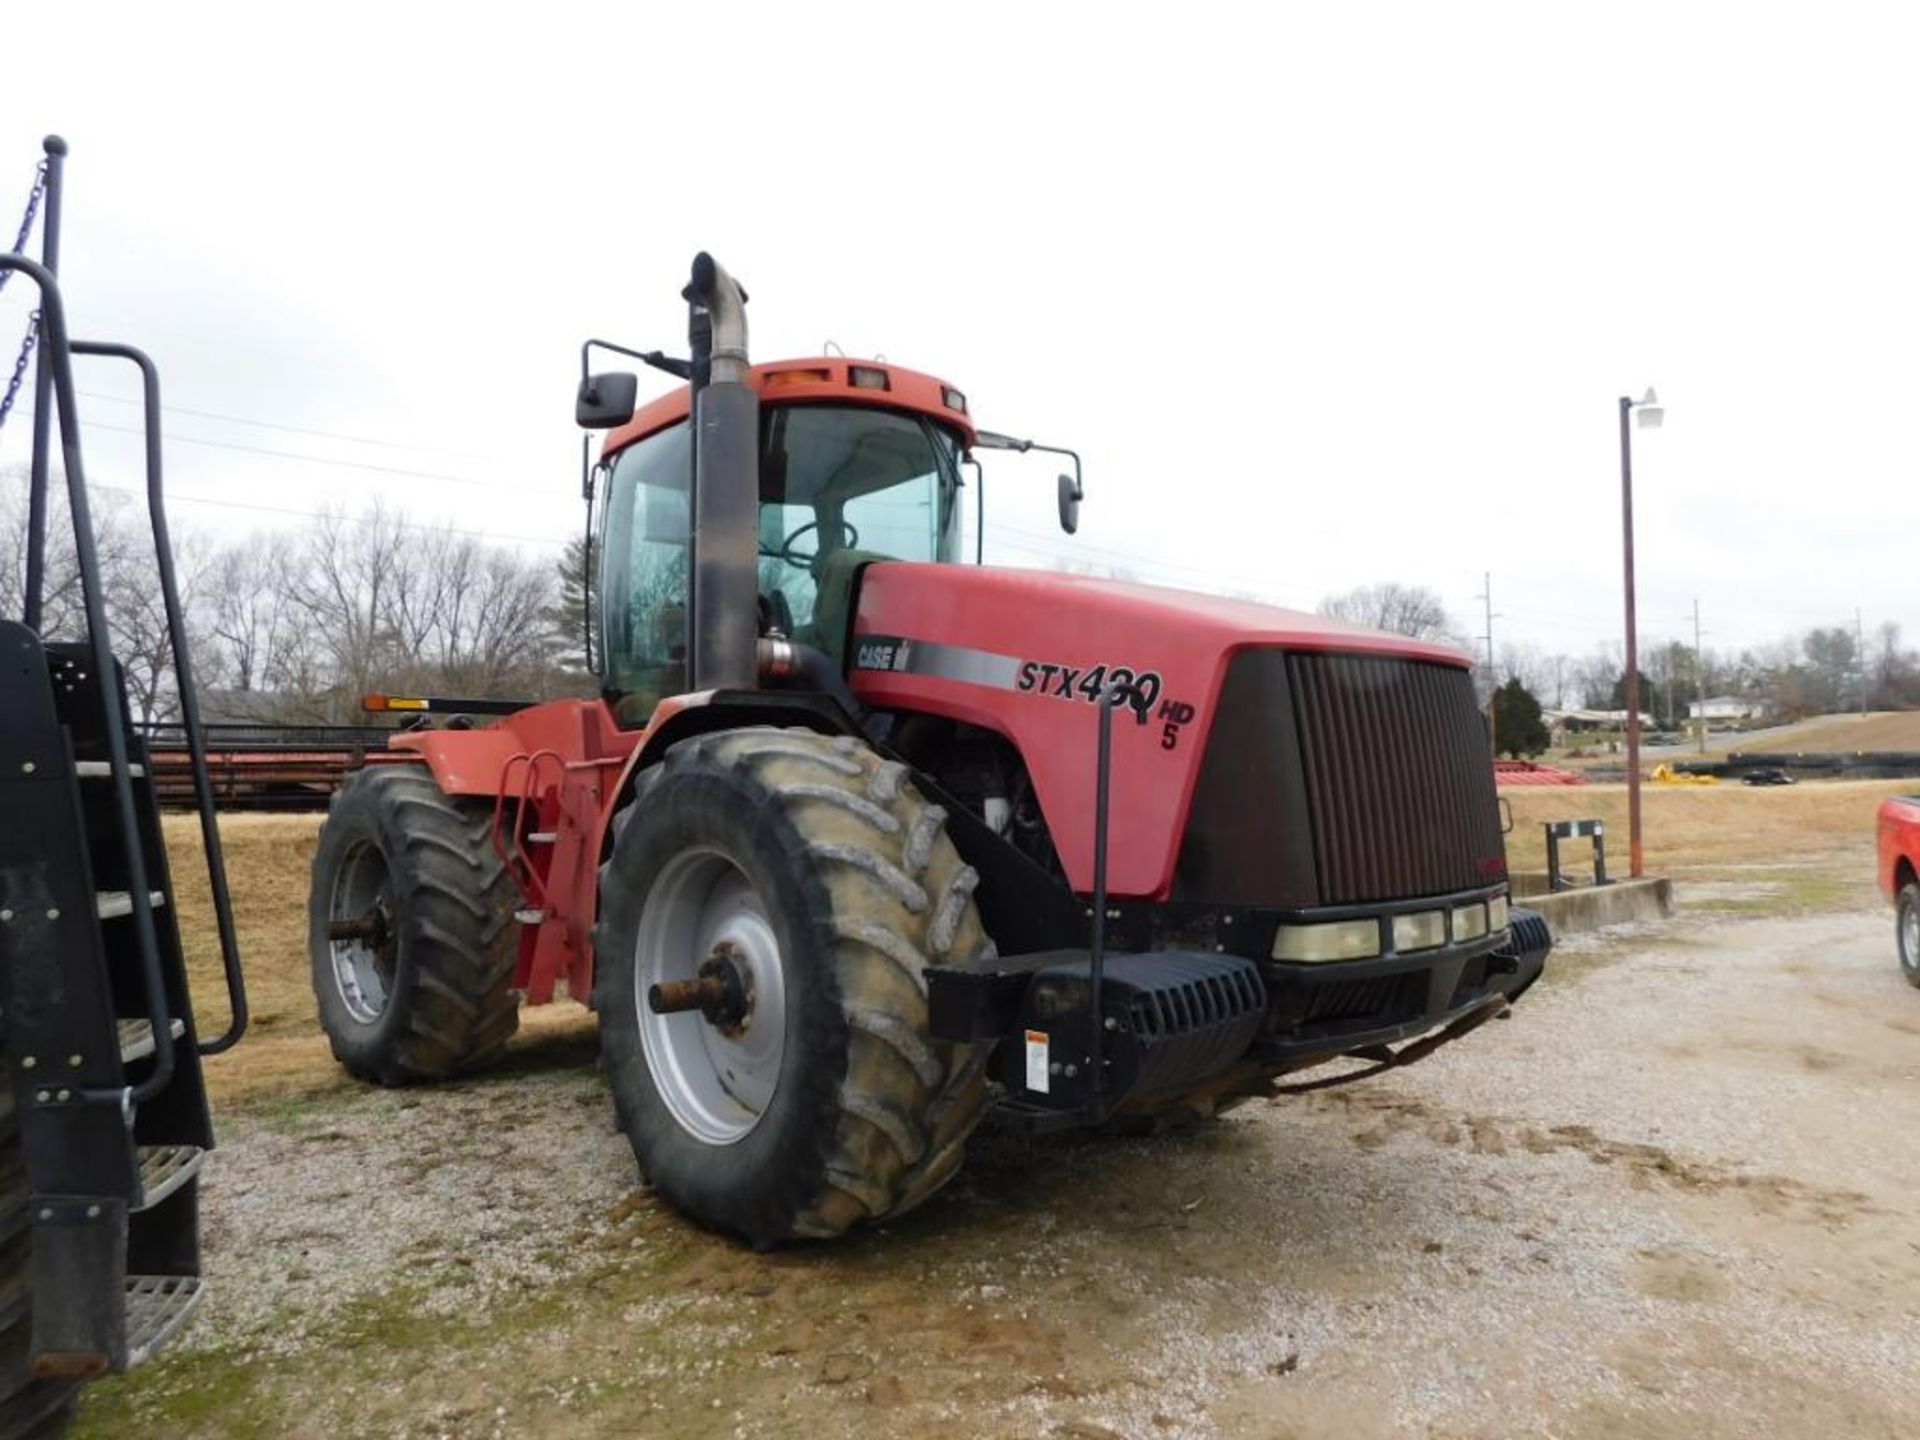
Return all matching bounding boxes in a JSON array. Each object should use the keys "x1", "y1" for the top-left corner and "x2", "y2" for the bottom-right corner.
[
  {"x1": 0, "y1": 1081, "x2": 75, "y2": 1439},
  {"x1": 596, "y1": 727, "x2": 994, "y2": 1246},
  {"x1": 1898, "y1": 883, "x2": 1920, "y2": 989},
  {"x1": 309, "y1": 765, "x2": 521, "y2": 1085}
]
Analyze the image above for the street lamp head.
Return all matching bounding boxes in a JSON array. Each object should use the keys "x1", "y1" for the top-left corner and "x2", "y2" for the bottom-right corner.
[{"x1": 1636, "y1": 387, "x2": 1664, "y2": 429}]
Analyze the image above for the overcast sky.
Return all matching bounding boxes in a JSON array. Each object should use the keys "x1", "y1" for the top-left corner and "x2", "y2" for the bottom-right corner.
[{"x1": 3, "y1": 3, "x2": 1914, "y2": 664}]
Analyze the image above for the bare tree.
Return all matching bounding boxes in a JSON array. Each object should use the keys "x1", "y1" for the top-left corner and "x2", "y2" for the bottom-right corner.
[
  {"x1": 0, "y1": 465, "x2": 213, "y2": 723},
  {"x1": 292, "y1": 502, "x2": 412, "y2": 714},
  {"x1": 1571, "y1": 644, "x2": 1623, "y2": 711},
  {"x1": 1497, "y1": 641, "x2": 1552, "y2": 698},
  {"x1": 205, "y1": 533, "x2": 302, "y2": 696},
  {"x1": 1317, "y1": 582, "x2": 1462, "y2": 645},
  {"x1": 0, "y1": 464, "x2": 145, "y2": 644},
  {"x1": 110, "y1": 528, "x2": 217, "y2": 725}
]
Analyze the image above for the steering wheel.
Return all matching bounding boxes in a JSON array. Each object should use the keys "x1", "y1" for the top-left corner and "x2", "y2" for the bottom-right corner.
[{"x1": 769, "y1": 517, "x2": 860, "y2": 567}]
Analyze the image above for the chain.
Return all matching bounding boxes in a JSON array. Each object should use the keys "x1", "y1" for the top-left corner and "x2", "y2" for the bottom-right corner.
[
  {"x1": 0, "y1": 160, "x2": 48, "y2": 296},
  {"x1": 0, "y1": 311, "x2": 40, "y2": 434},
  {"x1": 0, "y1": 158, "x2": 53, "y2": 431}
]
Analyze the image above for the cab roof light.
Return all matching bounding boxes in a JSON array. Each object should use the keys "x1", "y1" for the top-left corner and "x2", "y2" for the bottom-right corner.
[
  {"x1": 848, "y1": 364, "x2": 891, "y2": 391},
  {"x1": 762, "y1": 366, "x2": 832, "y2": 389},
  {"x1": 942, "y1": 386, "x2": 967, "y2": 413}
]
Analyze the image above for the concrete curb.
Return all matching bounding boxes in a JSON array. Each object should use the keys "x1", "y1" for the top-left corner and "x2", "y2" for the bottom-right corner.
[{"x1": 1511, "y1": 873, "x2": 1674, "y2": 935}]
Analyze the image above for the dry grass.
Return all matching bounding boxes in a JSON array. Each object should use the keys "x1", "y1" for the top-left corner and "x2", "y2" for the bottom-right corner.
[
  {"x1": 162, "y1": 813, "x2": 592, "y2": 1110},
  {"x1": 1711, "y1": 709, "x2": 1920, "y2": 754},
  {"x1": 1504, "y1": 776, "x2": 1913, "y2": 918}
]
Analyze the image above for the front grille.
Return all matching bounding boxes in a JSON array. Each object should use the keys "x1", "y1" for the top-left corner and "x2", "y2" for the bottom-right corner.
[
  {"x1": 1286, "y1": 652, "x2": 1505, "y2": 904},
  {"x1": 1297, "y1": 971, "x2": 1425, "y2": 1028}
]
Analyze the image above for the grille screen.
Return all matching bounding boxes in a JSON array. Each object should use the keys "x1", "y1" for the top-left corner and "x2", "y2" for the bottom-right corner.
[{"x1": 1284, "y1": 652, "x2": 1506, "y2": 904}]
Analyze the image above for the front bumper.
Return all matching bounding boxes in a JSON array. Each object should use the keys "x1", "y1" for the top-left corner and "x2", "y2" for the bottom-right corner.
[
  {"x1": 925, "y1": 908, "x2": 1551, "y2": 1127},
  {"x1": 1253, "y1": 906, "x2": 1551, "y2": 1070}
]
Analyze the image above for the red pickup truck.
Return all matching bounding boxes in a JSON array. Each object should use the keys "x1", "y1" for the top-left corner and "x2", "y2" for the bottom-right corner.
[{"x1": 1878, "y1": 795, "x2": 1920, "y2": 986}]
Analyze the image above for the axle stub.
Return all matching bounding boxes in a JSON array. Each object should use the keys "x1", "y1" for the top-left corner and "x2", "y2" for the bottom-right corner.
[{"x1": 647, "y1": 943, "x2": 751, "y2": 1032}]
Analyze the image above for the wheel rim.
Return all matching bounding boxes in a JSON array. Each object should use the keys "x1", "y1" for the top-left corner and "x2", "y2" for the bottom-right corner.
[
  {"x1": 328, "y1": 840, "x2": 396, "y2": 1024},
  {"x1": 1903, "y1": 903, "x2": 1920, "y2": 971},
  {"x1": 635, "y1": 849, "x2": 788, "y2": 1145}
]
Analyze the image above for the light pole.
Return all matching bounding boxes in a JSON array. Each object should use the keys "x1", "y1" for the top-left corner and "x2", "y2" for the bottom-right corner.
[{"x1": 1619, "y1": 387, "x2": 1663, "y2": 878}]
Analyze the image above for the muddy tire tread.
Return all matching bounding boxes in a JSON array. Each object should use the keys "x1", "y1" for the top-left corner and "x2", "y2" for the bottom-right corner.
[
  {"x1": 310, "y1": 765, "x2": 520, "y2": 1086},
  {"x1": 601, "y1": 727, "x2": 994, "y2": 1243}
]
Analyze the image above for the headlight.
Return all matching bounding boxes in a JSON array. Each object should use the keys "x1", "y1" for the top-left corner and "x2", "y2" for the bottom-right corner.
[
  {"x1": 1272, "y1": 918, "x2": 1381, "y2": 963},
  {"x1": 1487, "y1": 895, "x2": 1510, "y2": 932},
  {"x1": 1392, "y1": 910, "x2": 1448, "y2": 953},
  {"x1": 1451, "y1": 903, "x2": 1489, "y2": 942}
]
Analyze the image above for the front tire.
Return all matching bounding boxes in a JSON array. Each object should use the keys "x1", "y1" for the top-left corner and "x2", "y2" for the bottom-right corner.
[
  {"x1": 1898, "y1": 882, "x2": 1920, "y2": 989},
  {"x1": 596, "y1": 728, "x2": 994, "y2": 1246},
  {"x1": 308, "y1": 765, "x2": 521, "y2": 1085}
]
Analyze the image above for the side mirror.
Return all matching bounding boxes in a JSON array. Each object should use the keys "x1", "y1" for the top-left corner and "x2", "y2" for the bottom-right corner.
[
  {"x1": 577, "y1": 371, "x2": 639, "y2": 429},
  {"x1": 1057, "y1": 473, "x2": 1082, "y2": 535}
]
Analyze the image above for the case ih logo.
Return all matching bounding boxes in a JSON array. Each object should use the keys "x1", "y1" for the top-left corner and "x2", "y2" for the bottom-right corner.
[{"x1": 855, "y1": 637, "x2": 911, "y2": 672}]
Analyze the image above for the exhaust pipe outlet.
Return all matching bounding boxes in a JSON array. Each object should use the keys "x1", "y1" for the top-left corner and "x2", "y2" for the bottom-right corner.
[{"x1": 686, "y1": 253, "x2": 761, "y2": 693}]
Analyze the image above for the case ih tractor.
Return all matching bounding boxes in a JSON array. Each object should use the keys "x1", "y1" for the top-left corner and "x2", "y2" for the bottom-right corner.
[{"x1": 311, "y1": 253, "x2": 1550, "y2": 1247}]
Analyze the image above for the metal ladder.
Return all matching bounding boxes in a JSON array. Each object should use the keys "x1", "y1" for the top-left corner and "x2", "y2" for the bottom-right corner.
[{"x1": 0, "y1": 135, "x2": 246, "y2": 1381}]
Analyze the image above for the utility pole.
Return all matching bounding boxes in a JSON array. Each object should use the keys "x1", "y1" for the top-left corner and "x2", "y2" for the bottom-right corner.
[
  {"x1": 1476, "y1": 571, "x2": 1499, "y2": 757},
  {"x1": 1619, "y1": 389, "x2": 1663, "y2": 880},
  {"x1": 1856, "y1": 607, "x2": 1869, "y2": 717},
  {"x1": 1690, "y1": 599, "x2": 1708, "y2": 754}
]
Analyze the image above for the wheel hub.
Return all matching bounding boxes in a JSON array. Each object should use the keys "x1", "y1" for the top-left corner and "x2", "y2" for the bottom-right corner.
[
  {"x1": 327, "y1": 842, "x2": 397, "y2": 1025},
  {"x1": 634, "y1": 850, "x2": 788, "y2": 1145}
]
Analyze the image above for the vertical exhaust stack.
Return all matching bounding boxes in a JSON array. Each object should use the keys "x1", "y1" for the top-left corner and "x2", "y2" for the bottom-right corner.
[{"x1": 685, "y1": 253, "x2": 761, "y2": 693}]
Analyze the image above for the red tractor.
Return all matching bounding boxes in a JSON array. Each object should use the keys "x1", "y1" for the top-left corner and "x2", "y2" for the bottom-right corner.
[{"x1": 311, "y1": 255, "x2": 1550, "y2": 1246}]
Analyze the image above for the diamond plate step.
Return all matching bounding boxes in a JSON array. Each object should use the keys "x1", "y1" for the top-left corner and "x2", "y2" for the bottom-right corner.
[
  {"x1": 125, "y1": 1275, "x2": 203, "y2": 1368},
  {"x1": 134, "y1": 1144, "x2": 205, "y2": 1212},
  {"x1": 116, "y1": 1017, "x2": 186, "y2": 1065}
]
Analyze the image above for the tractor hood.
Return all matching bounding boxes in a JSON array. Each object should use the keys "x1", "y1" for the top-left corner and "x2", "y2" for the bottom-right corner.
[
  {"x1": 854, "y1": 564, "x2": 1470, "y2": 667},
  {"x1": 849, "y1": 562, "x2": 1488, "y2": 902}
]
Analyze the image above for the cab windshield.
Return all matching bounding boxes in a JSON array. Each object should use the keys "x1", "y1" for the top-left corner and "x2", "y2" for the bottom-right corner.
[{"x1": 599, "y1": 403, "x2": 961, "y2": 718}]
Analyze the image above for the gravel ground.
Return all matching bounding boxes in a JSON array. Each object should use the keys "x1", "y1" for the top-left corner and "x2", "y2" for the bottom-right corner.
[{"x1": 77, "y1": 901, "x2": 1920, "y2": 1439}]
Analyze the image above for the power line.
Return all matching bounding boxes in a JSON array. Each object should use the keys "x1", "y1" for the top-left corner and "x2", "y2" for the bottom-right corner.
[
  {"x1": 83, "y1": 479, "x2": 571, "y2": 551},
  {"x1": 5, "y1": 408, "x2": 511, "y2": 489},
  {"x1": 71, "y1": 388, "x2": 494, "y2": 461}
]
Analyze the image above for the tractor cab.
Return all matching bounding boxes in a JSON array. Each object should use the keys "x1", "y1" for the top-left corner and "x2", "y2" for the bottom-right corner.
[{"x1": 594, "y1": 360, "x2": 975, "y2": 722}]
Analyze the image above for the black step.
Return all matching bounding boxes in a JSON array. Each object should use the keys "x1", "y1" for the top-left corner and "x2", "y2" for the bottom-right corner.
[
  {"x1": 124, "y1": 1275, "x2": 202, "y2": 1367},
  {"x1": 116, "y1": 1018, "x2": 186, "y2": 1066},
  {"x1": 132, "y1": 1145, "x2": 203, "y2": 1212},
  {"x1": 95, "y1": 890, "x2": 166, "y2": 920},
  {"x1": 73, "y1": 760, "x2": 146, "y2": 778}
]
